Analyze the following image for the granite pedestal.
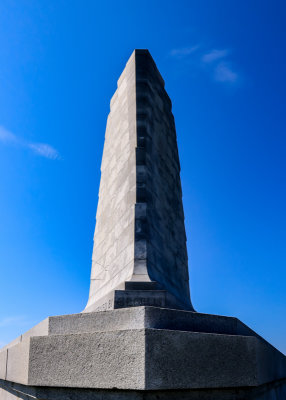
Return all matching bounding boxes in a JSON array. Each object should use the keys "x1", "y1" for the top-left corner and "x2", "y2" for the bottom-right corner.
[{"x1": 0, "y1": 305, "x2": 286, "y2": 399}]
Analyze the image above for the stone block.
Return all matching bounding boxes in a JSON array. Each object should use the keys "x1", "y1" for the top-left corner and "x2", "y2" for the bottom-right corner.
[
  {"x1": 1, "y1": 326, "x2": 286, "y2": 391},
  {"x1": 0, "y1": 351, "x2": 7, "y2": 380},
  {"x1": 0, "y1": 306, "x2": 266, "y2": 342},
  {"x1": 6, "y1": 339, "x2": 30, "y2": 385},
  {"x1": 28, "y1": 330, "x2": 145, "y2": 389},
  {"x1": 144, "y1": 329, "x2": 286, "y2": 390},
  {"x1": 0, "y1": 305, "x2": 285, "y2": 398}
]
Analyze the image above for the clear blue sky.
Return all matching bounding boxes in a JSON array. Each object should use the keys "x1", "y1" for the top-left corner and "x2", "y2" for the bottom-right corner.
[{"x1": 0, "y1": 1, "x2": 285, "y2": 353}]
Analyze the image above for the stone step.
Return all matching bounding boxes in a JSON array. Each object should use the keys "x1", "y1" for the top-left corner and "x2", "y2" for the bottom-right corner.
[
  {"x1": 0, "y1": 306, "x2": 270, "y2": 353},
  {"x1": 1, "y1": 327, "x2": 286, "y2": 390}
]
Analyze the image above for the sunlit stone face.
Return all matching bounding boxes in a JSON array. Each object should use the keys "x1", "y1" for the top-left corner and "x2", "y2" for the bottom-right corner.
[{"x1": 85, "y1": 50, "x2": 192, "y2": 312}]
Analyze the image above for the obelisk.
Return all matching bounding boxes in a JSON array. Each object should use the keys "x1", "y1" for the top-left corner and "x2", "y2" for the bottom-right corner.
[
  {"x1": 85, "y1": 50, "x2": 194, "y2": 312},
  {"x1": 1, "y1": 49, "x2": 285, "y2": 400}
]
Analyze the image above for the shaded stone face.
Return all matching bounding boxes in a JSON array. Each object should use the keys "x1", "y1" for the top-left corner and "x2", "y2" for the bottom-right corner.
[{"x1": 85, "y1": 50, "x2": 193, "y2": 312}]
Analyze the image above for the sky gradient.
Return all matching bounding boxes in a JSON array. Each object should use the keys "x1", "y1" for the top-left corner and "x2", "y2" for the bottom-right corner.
[{"x1": 0, "y1": 1, "x2": 285, "y2": 353}]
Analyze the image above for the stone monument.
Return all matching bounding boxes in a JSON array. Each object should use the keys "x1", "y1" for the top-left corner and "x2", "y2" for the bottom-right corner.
[
  {"x1": 85, "y1": 49, "x2": 193, "y2": 313},
  {"x1": 0, "y1": 49, "x2": 285, "y2": 400}
]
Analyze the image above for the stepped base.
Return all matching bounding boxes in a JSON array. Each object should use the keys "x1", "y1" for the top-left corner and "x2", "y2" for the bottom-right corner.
[
  {"x1": 1, "y1": 379, "x2": 286, "y2": 400},
  {"x1": 84, "y1": 281, "x2": 194, "y2": 312},
  {"x1": 0, "y1": 306, "x2": 285, "y2": 399}
]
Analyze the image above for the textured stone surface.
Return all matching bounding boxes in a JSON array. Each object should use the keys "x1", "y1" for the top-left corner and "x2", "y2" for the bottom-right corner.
[
  {"x1": 86, "y1": 49, "x2": 193, "y2": 312},
  {"x1": 49, "y1": 307, "x2": 145, "y2": 334},
  {"x1": 0, "y1": 306, "x2": 268, "y2": 348},
  {"x1": 145, "y1": 329, "x2": 286, "y2": 389},
  {"x1": 28, "y1": 330, "x2": 145, "y2": 389},
  {"x1": 1, "y1": 320, "x2": 285, "y2": 390},
  {"x1": 1, "y1": 305, "x2": 285, "y2": 393},
  {"x1": 5, "y1": 339, "x2": 30, "y2": 385}
]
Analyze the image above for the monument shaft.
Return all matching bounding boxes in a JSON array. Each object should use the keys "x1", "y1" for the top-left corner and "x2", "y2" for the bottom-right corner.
[{"x1": 85, "y1": 50, "x2": 192, "y2": 312}]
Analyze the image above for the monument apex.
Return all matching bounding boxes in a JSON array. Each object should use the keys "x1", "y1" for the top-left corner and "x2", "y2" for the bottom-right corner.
[{"x1": 85, "y1": 50, "x2": 194, "y2": 312}]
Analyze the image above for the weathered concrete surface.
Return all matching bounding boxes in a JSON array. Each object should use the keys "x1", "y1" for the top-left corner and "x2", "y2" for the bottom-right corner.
[{"x1": 86, "y1": 49, "x2": 193, "y2": 312}]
